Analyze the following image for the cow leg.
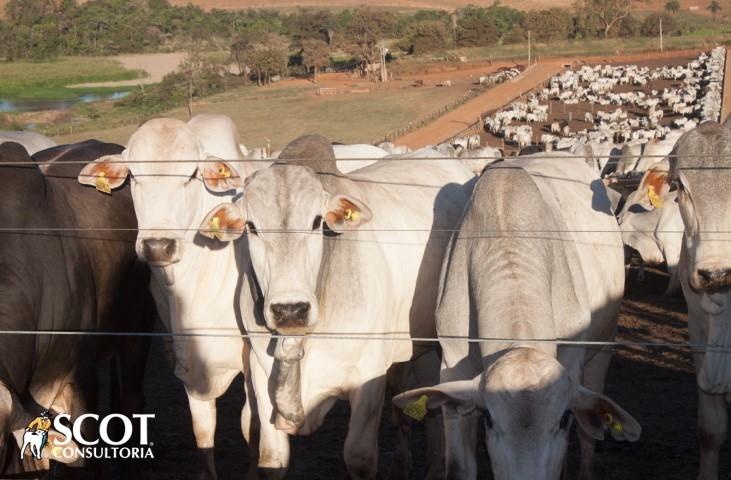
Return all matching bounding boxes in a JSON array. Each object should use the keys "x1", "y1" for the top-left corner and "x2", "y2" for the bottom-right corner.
[
  {"x1": 344, "y1": 377, "x2": 386, "y2": 480},
  {"x1": 186, "y1": 393, "x2": 218, "y2": 480},
  {"x1": 241, "y1": 367, "x2": 261, "y2": 479},
  {"x1": 578, "y1": 348, "x2": 613, "y2": 480},
  {"x1": 442, "y1": 405, "x2": 478, "y2": 480},
  {"x1": 385, "y1": 363, "x2": 413, "y2": 480},
  {"x1": 663, "y1": 266, "x2": 681, "y2": 297},
  {"x1": 391, "y1": 351, "x2": 444, "y2": 480},
  {"x1": 250, "y1": 357, "x2": 289, "y2": 479},
  {"x1": 696, "y1": 389, "x2": 726, "y2": 480}
]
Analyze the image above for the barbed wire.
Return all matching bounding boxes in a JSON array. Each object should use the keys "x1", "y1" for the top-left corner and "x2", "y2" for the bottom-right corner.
[
  {"x1": 0, "y1": 329, "x2": 725, "y2": 352},
  {"x1": 2, "y1": 153, "x2": 731, "y2": 167}
]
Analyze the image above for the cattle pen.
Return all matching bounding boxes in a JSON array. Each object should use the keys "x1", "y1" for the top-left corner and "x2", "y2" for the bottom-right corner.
[{"x1": 3, "y1": 29, "x2": 731, "y2": 480}]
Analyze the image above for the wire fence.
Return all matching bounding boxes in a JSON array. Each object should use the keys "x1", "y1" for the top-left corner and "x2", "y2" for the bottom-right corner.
[{"x1": 2, "y1": 151, "x2": 731, "y2": 346}]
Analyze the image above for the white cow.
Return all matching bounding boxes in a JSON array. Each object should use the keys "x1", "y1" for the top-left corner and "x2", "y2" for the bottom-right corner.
[
  {"x1": 20, "y1": 430, "x2": 46, "y2": 460},
  {"x1": 78, "y1": 114, "x2": 259, "y2": 479},
  {"x1": 395, "y1": 153, "x2": 640, "y2": 479},
  {"x1": 651, "y1": 121, "x2": 731, "y2": 479},
  {"x1": 0, "y1": 131, "x2": 56, "y2": 155},
  {"x1": 458, "y1": 146, "x2": 503, "y2": 175},
  {"x1": 617, "y1": 159, "x2": 682, "y2": 295},
  {"x1": 332, "y1": 143, "x2": 388, "y2": 173},
  {"x1": 198, "y1": 135, "x2": 474, "y2": 478}
]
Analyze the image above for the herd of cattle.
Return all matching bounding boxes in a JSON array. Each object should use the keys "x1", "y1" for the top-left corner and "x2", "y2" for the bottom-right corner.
[
  {"x1": 482, "y1": 48, "x2": 725, "y2": 169},
  {"x1": 1, "y1": 53, "x2": 731, "y2": 479}
]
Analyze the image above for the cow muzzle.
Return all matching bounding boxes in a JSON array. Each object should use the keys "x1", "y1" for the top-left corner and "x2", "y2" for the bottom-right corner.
[
  {"x1": 269, "y1": 302, "x2": 312, "y2": 334},
  {"x1": 693, "y1": 268, "x2": 731, "y2": 294},
  {"x1": 141, "y1": 238, "x2": 181, "y2": 266}
]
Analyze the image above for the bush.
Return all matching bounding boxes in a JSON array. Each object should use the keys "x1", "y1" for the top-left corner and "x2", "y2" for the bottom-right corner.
[
  {"x1": 522, "y1": 8, "x2": 574, "y2": 42},
  {"x1": 640, "y1": 13, "x2": 680, "y2": 37},
  {"x1": 404, "y1": 20, "x2": 450, "y2": 54}
]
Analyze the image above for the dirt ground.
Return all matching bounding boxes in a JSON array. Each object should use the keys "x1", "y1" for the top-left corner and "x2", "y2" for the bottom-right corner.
[
  {"x1": 480, "y1": 53, "x2": 701, "y2": 155},
  {"x1": 111, "y1": 263, "x2": 729, "y2": 480},
  {"x1": 68, "y1": 53, "x2": 186, "y2": 89}
]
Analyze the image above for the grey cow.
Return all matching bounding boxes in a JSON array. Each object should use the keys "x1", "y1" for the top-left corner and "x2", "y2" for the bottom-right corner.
[{"x1": 395, "y1": 153, "x2": 641, "y2": 479}]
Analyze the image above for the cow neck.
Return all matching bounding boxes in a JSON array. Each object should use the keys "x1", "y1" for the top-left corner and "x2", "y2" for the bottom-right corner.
[{"x1": 476, "y1": 236, "x2": 558, "y2": 360}]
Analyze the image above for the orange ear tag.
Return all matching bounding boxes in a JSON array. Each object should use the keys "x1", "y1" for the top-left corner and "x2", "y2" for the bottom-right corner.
[{"x1": 95, "y1": 172, "x2": 111, "y2": 195}]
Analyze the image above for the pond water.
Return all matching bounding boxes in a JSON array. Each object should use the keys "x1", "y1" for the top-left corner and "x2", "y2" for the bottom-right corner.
[{"x1": 0, "y1": 91, "x2": 131, "y2": 113}]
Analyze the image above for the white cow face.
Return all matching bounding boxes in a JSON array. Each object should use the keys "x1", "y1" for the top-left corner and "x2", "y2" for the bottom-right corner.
[
  {"x1": 78, "y1": 119, "x2": 242, "y2": 268},
  {"x1": 668, "y1": 123, "x2": 731, "y2": 296},
  {"x1": 618, "y1": 160, "x2": 673, "y2": 266},
  {"x1": 394, "y1": 348, "x2": 640, "y2": 479},
  {"x1": 198, "y1": 164, "x2": 371, "y2": 334}
]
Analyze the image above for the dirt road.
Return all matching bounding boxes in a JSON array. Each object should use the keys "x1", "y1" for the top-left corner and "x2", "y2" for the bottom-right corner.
[
  {"x1": 395, "y1": 61, "x2": 564, "y2": 149},
  {"x1": 68, "y1": 53, "x2": 185, "y2": 89},
  {"x1": 721, "y1": 47, "x2": 731, "y2": 123}
]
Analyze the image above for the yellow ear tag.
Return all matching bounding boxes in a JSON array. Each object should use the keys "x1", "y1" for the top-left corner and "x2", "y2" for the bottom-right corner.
[
  {"x1": 647, "y1": 185, "x2": 663, "y2": 208},
  {"x1": 611, "y1": 421, "x2": 623, "y2": 434},
  {"x1": 403, "y1": 395, "x2": 429, "y2": 422},
  {"x1": 209, "y1": 215, "x2": 222, "y2": 240},
  {"x1": 603, "y1": 412, "x2": 613, "y2": 425},
  {"x1": 95, "y1": 172, "x2": 111, "y2": 195},
  {"x1": 343, "y1": 208, "x2": 360, "y2": 223},
  {"x1": 218, "y1": 166, "x2": 231, "y2": 179}
]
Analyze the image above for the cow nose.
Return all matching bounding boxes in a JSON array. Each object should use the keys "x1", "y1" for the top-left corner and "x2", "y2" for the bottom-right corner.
[
  {"x1": 270, "y1": 302, "x2": 311, "y2": 328},
  {"x1": 141, "y1": 238, "x2": 179, "y2": 265},
  {"x1": 697, "y1": 269, "x2": 731, "y2": 290}
]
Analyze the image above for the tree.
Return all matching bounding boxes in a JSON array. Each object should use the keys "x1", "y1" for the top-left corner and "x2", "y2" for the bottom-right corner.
[
  {"x1": 575, "y1": 0, "x2": 649, "y2": 39},
  {"x1": 247, "y1": 33, "x2": 290, "y2": 86},
  {"x1": 344, "y1": 8, "x2": 395, "y2": 81},
  {"x1": 523, "y1": 8, "x2": 574, "y2": 42},
  {"x1": 707, "y1": 0, "x2": 721, "y2": 20},
  {"x1": 456, "y1": 7, "x2": 500, "y2": 46},
  {"x1": 404, "y1": 20, "x2": 450, "y2": 54},
  {"x1": 301, "y1": 38, "x2": 330, "y2": 82},
  {"x1": 665, "y1": 0, "x2": 680, "y2": 14},
  {"x1": 640, "y1": 13, "x2": 678, "y2": 36}
]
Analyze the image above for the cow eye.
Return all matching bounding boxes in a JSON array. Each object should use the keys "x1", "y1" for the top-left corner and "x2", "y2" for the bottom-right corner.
[
  {"x1": 559, "y1": 410, "x2": 572, "y2": 430},
  {"x1": 246, "y1": 221, "x2": 258, "y2": 236},
  {"x1": 482, "y1": 408, "x2": 494, "y2": 429},
  {"x1": 312, "y1": 215, "x2": 323, "y2": 231}
]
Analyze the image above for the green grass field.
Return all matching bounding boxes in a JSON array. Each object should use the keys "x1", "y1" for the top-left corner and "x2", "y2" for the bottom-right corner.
[
  {"x1": 53, "y1": 81, "x2": 470, "y2": 148},
  {"x1": 0, "y1": 57, "x2": 147, "y2": 100},
  {"x1": 449, "y1": 34, "x2": 730, "y2": 63}
]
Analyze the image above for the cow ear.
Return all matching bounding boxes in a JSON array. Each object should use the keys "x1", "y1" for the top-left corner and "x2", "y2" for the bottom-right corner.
[
  {"x1": 639, "y1": 160, "x2": 671, "y2": 209},
  {"x1": 323, "y1": 194, "x2": 372, "y2": 233},
  {"x1": 198, "y1": 203, "x2": 245, "y2": 242},
  {"x1": 573, "y1": 385, "x2": 641, "y2": 442},
  {"x1": 393, "y1": 380, "x2": 479, "y2": 420},
  {"x1": 78, "y1": 155, "x2": 129, "y2": 194},
  {"x1": 198, "y1": 157, "x2": 242, "y2": 193}
]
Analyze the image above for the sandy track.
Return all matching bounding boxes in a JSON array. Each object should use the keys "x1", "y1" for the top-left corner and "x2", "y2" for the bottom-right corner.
[
  {"x1": 396, "y1": 61, "x2": 564, "y2": 148},
  {"x1": 721, "y1": 47, "x2": 731, "y2": 123},
  {"x1": 68, "y1": 52, "x2": 185, "y2": 89}
]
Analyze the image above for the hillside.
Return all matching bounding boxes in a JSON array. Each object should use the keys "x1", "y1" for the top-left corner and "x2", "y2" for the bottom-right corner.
[{"x1": 0, "y1": 0, "x2": 728, "y2": 14}]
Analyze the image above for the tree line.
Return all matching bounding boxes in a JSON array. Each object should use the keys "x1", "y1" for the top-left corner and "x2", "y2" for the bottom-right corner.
[{"x1": 1, "y1": 0, "x2": 726, "y2": 63}]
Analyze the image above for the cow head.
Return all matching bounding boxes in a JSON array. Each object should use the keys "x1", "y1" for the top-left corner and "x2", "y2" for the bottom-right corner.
[
  {"x1": 666, "y1": 123, "x2": 731, "y2": 296},
  {"x1": 617, "y1": 159, "x2": 674, "y2": 266},
  {"x1": 199, "y1": 164, "x2": 371, "y2": 334},
  {"x1": 394, "y1": 348, "x2": 640, "y2": 479},
  {"x1": 78, "y1": 118, "x2": 242, "y2": 272},
  {"x1": 666, "y1": 122, "x2": 731, "y2": 393}
]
